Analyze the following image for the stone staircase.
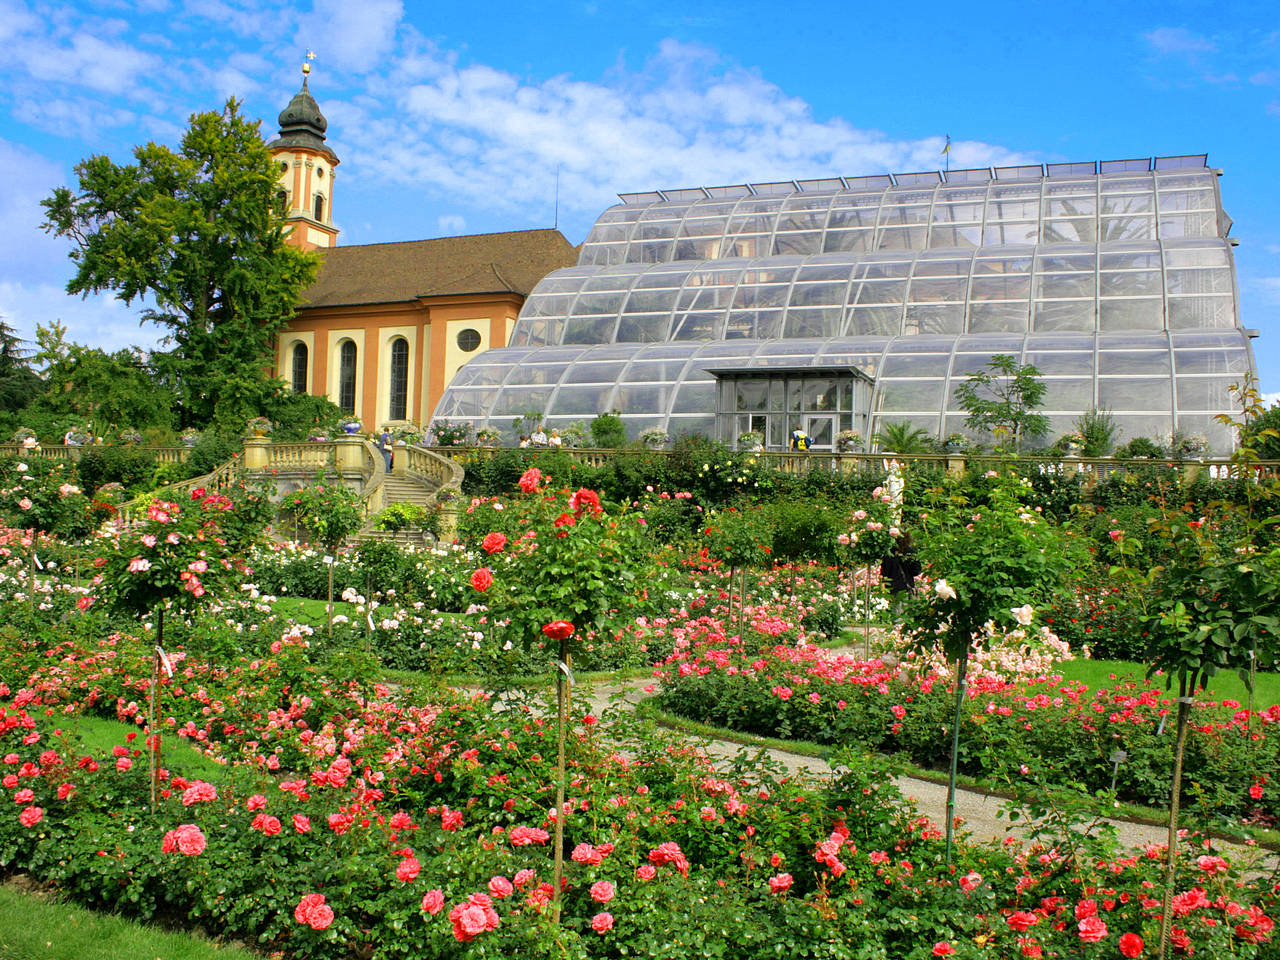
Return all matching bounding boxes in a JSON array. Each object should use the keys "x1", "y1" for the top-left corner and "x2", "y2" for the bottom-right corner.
[{"x1": 356, "y1": 473, "x2": 442, "y2": 547}]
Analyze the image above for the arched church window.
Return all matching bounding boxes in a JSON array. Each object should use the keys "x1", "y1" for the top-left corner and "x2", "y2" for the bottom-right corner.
[
  {"x1": 338, "y1": 340, "x2": 357, "y2": 413},
  {"x1": 290, "y1": 342, "x2": 308, "y2": 393},
  {"x1": 388, "y1": 337, "x2": 409, "y2": 421}
]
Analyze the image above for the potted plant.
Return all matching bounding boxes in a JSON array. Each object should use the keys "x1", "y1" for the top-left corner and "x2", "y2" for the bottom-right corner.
[
  {"x1": 640, "y1": 426, "x2": 671, "y2": 449},
  {"x1": 245, "y1": 416, "x2": 274, "y2": 438},
  {"x1": 835, "y1": 429, "x2": 862, "y2": 453}
]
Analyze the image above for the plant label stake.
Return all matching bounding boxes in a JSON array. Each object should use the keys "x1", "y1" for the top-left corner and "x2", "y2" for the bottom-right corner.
[{"x1": 1108, "y1": 748, "x2": 1127, "y2": 794}]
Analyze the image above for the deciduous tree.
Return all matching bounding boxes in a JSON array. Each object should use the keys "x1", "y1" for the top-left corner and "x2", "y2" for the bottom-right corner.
[{"x1": 41, "y1": 99, "x2": 317, "y2": 431}]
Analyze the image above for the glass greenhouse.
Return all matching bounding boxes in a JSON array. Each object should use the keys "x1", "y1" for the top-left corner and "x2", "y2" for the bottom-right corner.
[{"x1": 433, "y1": 156, "x2": 1256, "y2": 452}]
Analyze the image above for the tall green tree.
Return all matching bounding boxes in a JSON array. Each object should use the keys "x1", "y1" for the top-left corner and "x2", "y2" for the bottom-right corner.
[
  {"x1": 0, "y1": 320, "x2": 41, "y2": 414},
  {"x1": 41, "y1": 99, "x2": 318, "y2": 431},
  {"x1": 30, "y1": 321, "x2": 173, "y2": 432},
  {"x1": 954, "y1": 354, "x2": 1049, "y2": 451}
]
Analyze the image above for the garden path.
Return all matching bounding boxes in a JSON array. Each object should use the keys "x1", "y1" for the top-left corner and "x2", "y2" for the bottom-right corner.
[{"x1": 571, "y1": 677, "x2": 1279, "y2": 869}]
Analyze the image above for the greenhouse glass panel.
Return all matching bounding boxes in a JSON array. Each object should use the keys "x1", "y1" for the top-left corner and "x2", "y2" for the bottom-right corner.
[
  {"x1": 1032, "y1": 301, "x2": 1094, "y2": 331},
  {"x1": 506, "y1": 364, "x2": 567, "y2": 386},
  {"x1": 878, "y1": 225, "x2": 929, "y2": 249},
  {"x1": 971, "y1": 275, "x2": 1031, "y2": 300},
  {"x1": 616, "y1": 316, "x2": 673, "y2": 342},
  {"x1": 672, "y1": 381, "x2": 715, "y2": 413},
  {"x1": 1036, "y1": 273, "x2": 1096, "y2": 299},
  {"x1": 1163, "y1": 243, "x2": 1229, "y2": 268},
  {"x1": 1040, "y1": 379, "x2": 1094, "y2": 409},
  {"x1": 783, "y1": 309, "x2": 840, "y2": 338},
  {"x1": 553, "y1": 386, "x2": 612, "y2": 416},
  {"x1": 493, "y1": 388, "x2": 553, "y2": 416},
  {"x1": 1113, "y1": 414, "x2": 1174, "y2": 442},
  {"x1": 562, "y1": 316, "x2": 617, "y2": 344},
  {"x1": 1165, "y1": 268, "x2": 1232, "y2": 295},
  {"x1": 1175, "y1": 378, "x2": 1234, "y2": 411},
  {"x1": 1100, "y1": 217, "x2": 1154, "y2": 241},
  {"x1": 1099, "y1": 299, "x2": 1163, "y2": 330},
  {"x1": 1042, "y1": 220, "x2": 1097, "y2": 244},
  {"x1": 468, "y1": 366, "x2": 513, "y2": 386},
  {"x1": 566, "y1": 361, "x2": 625, "y2": 383},
  {"x1": 615, "y1": 383, "x2": 674, "y2": 414},
  {"x1": 1173, "y1": 348, "x2": 1248, "y2": 375},
  {"x1": 1027, "y1": 352, "x2": 1094, "y2": 375},
  {"x1": 1167, "y1": 296, "x2": 1234, "y2": 328},
  {"x1": 846, "y1": 306, "x2": 903, "y2": 336},
  {"x1": 905, "y1": 304, "x2": 965, "y2": 334},
  {"x1": 881, "y1": 353, "x2": 951, "y2": 377},
  {"x1": 877, "y1": 380, "x2": 945, "y2": 412},
  {"x1": 1099, "y1": 378, "x2": 1171, "y2": 410},
  {"x1": 1098, "y1": 351, "x2": 1169, "y2": 375},
  {"x1": 1101, "y1": 270, "x2": 1162, "y2": 296},
  {"x1": 437, "y1": 389, "x2": 488, "y2": 417},
  {"x1": 983, "y1": 222, "x2": 1039, "y2": 245},
  {"x1": 968, "y1": 303, "x2": 1030, "y2": 332}
]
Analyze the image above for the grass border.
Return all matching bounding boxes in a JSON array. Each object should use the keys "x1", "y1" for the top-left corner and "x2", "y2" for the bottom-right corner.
[{"x1": 634, "y1": 695, "x2": 1280, "y2": 850}]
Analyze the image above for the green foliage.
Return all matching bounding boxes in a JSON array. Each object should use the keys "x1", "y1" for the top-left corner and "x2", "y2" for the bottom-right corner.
[
  {"x1": 279, "y1": 478, "x2": 364, "y2": 550},
  {"x1": 90, "y1": 488, "x2": 246, "y2": 621},
  {"x1": 1240, "y1": 403, "x2": 1280, "y2": 461},
  {"x1": 29, "y1": 322, "x2": 175, "y2": 433},
  {"x1": 373, "y1": 501, "x2": 431, "y2": 533},
  {"x1": 701, "y1": 504, "x2": 774, "y2": 569},
  {"x1": 902, "y1": 473, "x2": 1078, "y2": 661},
  {"x1": 872, "y1": 421, "x2": 936, "y2": 455},
  {"x1": 1116, "y1": 435, "x2": 1164, "y2": 459},
  {"x1": 75, "y1": 446, "x2": 158, "y2": 496},
  {"x1": 953, "y1": 354, "x2": 1049, "y2": 451},
  {"x1": 1073, "y1": 407, "x2": 1119, "y2": 457},
  {"x1": 41, "y1": 99, "x2": 318, "y2": 432},
  {"x1": 0, "y1": 457, "x2": 92, "y2": 538},
  {"x1": 185, "y1": 432, "x2": 242, "y2": 478},
  {"x1": 589, "y1": 411, "x2": 627, "y2": 449},
  {"x1": 261, "y1": 390, "x2": 347, "y2": 442}
]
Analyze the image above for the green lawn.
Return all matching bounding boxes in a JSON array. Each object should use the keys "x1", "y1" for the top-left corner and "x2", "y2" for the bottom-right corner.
[
  {"x1": 1056, "y1": 658, "x2": 1280, "y2": 708},
  {"x1": 68, "y1": 715, "x2": 232, "y2": 784},
  {"x1": 0, "y1": 882, "x2": 261, "y2": 960}
]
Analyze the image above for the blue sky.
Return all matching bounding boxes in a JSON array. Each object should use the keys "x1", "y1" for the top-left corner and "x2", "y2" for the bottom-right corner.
[{"x1": 2, "y1": 0, "x2": 1279, "y2": 396}]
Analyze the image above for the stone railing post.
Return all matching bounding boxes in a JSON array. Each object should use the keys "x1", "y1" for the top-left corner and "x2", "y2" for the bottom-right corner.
[{"x1": 242, "y1": 437, "x2": 270, "y2": 471}]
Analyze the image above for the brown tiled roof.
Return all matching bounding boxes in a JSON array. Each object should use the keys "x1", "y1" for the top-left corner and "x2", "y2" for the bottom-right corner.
[{"x1": 299, "y1": 228, "x2": 579, "y2": 308}]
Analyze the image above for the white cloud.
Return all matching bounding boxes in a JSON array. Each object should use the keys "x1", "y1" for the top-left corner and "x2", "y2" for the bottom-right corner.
[
  {"x1": 1144, "y1": 27, "x2": 1215, "y2": 56},
  {"x1": 305, "y1": 0, "x2": 403, "y2": 74},
  {"x1": 353, "y1": 39, "x2": 1033, "y2": 235},
  {"x1": 0, "y1": 280, "x2": 164, "y2": 355}
]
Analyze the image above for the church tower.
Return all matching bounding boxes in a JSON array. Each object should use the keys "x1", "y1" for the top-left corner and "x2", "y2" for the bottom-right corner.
[{"x1": 268, "y1": 61, "x2": 339, "y2": 251}]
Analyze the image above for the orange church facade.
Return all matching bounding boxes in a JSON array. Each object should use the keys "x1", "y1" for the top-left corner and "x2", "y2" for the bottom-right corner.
[{"x1": 265, "y1": 68, "x2": 577, "y2": 429}]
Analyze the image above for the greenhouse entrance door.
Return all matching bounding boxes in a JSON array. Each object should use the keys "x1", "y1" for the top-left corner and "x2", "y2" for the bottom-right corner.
[{"x1": 803, "y1": 415, "x2": 836, "y2": 452}]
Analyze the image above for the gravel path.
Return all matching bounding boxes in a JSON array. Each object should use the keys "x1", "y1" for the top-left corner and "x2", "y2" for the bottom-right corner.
[{"x1": 575, "y1": 677, "x2": 1279, "y2": 867}]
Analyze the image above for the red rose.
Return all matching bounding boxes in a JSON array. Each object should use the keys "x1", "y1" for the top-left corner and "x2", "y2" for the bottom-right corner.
[
  {"x1": 1077, "y1": 917, "x2": 1108, "y2": 943},
  {"x1": 1007, "y1": 911, "x2": 1040, "y2": 933},
  {"x1": 294, "y1": 893, "x2": 334, "y2": 930},
  {"x1": 470, "y1": 568, "x2": 493, "y2": 592},
  {"x1": 542, "y1": 621, "x2": 575, "y2": 641},
  {"x1": 568, "y1": 488, "x2": 602, "y2": 515},
  {"x1": 1119, "y1": 932, "x2": 1144, "y2": 957}
]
